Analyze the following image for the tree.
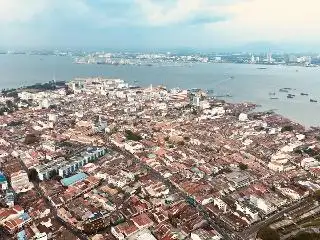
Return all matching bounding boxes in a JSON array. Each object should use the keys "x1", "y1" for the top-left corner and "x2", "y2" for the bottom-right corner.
[
  {"x1": 315, "y1": 189, "x2": 320, "y2": 201},
  {"x1": 7, "y1": 121, "x2": 23, "y2": 127},
  {"x1": 257, "y1": 227, "x2": 280, "y2": 240},
  {"x1": 28, "y1": 168, "x2": 39, "y2": 182},
  {"x1": 125, "y1": 130, "x2": 142, "y2": 141},
  {"x1": 239, "y1": 163, "x2": 248, "y2": 171},
  {"x1": 281, "y1": 125, "x2": 293, "y2": 133},
  {"x1": 291, "y1": 232, "x2": 320, "y2": 240},
  {"x1": 5, "y1": 100, "x2": 14, "y2": 108},
  {"x1": 183, "y1": 136, "x2": 190, "y2": 141},
  {"x1": 25, "y1": 134, "x2": 39, "y2": 145}
]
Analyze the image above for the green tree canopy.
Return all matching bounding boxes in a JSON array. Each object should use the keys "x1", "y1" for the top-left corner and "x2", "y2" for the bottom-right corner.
[{"x1": 257, "y1": 227, "x2": 280, "y2": 240}]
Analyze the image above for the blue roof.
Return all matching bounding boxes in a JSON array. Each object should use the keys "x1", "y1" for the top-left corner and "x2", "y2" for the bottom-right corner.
[
  {"x1": 17, "y1": 230, "x2": 26, "y2": 240},
  {"x1": 20, "y1": 212, "x2": 30, "y2": 221},
  {"x1": 0, "y1": 172, "x2": 6, "y2": 183},
  {"x1": 61, "y1": 172, "x2": 88, "y2": 186}
]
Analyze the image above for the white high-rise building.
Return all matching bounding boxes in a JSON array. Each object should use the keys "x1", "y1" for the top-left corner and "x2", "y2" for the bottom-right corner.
[{"x1": 192, "y1": 96, "x2": 201, "y2": 107}]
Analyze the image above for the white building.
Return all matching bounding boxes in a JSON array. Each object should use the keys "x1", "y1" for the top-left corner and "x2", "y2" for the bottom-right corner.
[
  {"x1": 301, "y1": 157, "x2": 320, "y2": 170},
  {"x1": 213, "y1": 198, "x2": 228, "y2": 213},
  {"x1": 191, "y1": 228, "x2": 222, "y2": 240},
  {"x1": 124, "y1": 141, "x2": 144, "y2": 154},
  {"x1": 10, "y1": 170, "x2": 33, "y2": 193},
  {"x1": 235, "y1": 201, "x2": 260, "y2": 222},
  {"x1": 192, "y1": 96, "x2": 201, "y2": 107},
  {"x1": 250, "y1": 195, "x2": 276, "y2": 215},
  {"x1": 238, "y1": 113, "x2": 248, "y2": 122},
  {"x1": 48, "y1": 113, "x2": 57, "y2": 122},
  {"x1": 58, "y1": 147, "x2": 107, "y2": 177},
  {"x1": 41, "y1": 99, "x2": 51, "y2": 109}
]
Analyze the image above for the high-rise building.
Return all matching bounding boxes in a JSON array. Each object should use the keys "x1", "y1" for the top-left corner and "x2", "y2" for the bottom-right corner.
[{"x1": 192, "y1": 96, "x2": 201, "y2": 107}]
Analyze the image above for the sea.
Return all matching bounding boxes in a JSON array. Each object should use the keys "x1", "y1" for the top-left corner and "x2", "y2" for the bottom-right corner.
[{"x1": 1, "y1": 54, "x2": 320, "y2": 127}]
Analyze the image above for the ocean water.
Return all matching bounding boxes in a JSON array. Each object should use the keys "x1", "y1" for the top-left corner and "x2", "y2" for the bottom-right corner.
[{"x1": 1, "y1": 54, "x2": 320, "y2": 127}]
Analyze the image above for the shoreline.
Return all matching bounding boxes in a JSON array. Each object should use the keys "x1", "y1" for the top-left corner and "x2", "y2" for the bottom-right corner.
[{"x1": 0, "y1": 79, "x2": 311, "y2": 132}]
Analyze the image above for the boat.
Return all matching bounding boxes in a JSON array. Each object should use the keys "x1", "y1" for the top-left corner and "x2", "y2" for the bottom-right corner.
[
  {"x1": 257, "y1": 67, "x2": 267, "y2": 70},
  {"x1": 310, "y1": 99, "x2": 318, "y2": 103},
  {"x1": 300, "y1": 93, "x2": 308, "y2": 96},
  {"x1": 129, "y1": 85, "x2": 140, "y2": 89},
  {"x1": 279, "y1": 89, "x2": 289, "y2": 93},
  {"x1": 287, "y1": 94, "x2": 295, "y2": 99},
  {"x1": 270, "y1": 97, "x2": 279, "y2": 100},
  {"x1": 206, "y1": 89, "x2": 214, "y2": 94},
  {"x1": 215, "y1": 94, "x2": 233, "y2": 98}
]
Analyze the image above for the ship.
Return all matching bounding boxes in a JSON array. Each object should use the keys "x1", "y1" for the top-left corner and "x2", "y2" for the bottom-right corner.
[
  {"x1": 279, "y1": 89, "x2": 289, "y2": 93},
  {"x1": 270, "y1": 97, "x2": 279, "y2": 100},
  {"x1": 287, "y1": 94, "x2": 295, "y2": 99},
  {"x1": 300, "y1": 93, "x2": 308, "y2": 96},
  {"x1": 310, "y1": 99, "x2": 318, "y2": 103}
]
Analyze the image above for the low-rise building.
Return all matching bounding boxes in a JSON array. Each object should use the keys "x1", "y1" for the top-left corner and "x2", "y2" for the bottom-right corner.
[{"x1": 10, "y1": 171, "x2": 33, "y2": 193}]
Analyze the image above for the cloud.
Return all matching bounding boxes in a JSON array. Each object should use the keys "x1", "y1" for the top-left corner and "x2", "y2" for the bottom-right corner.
[
  {"x1": 0, "y1": 0, "x2": 230, "y2": 27},
  {"x1": 0, "y1": 0, "x2": 319, "y2": 49},
  {"x1": 206, "y1": 0, "x2": 320, "y2": 43},
  {"x1": 0, "y1": 0, "x2": 53, "y2": 23},
  {"x1": 135, "y1": 0, "x2": 230, "y2": 26}
]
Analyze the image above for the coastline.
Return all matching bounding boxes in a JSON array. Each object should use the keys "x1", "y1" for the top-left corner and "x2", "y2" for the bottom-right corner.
[{"x1": 1, "y1": 79, "x2": 310, "y2": 132}]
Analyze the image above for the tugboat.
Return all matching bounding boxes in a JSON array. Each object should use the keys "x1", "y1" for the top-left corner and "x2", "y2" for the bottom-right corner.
[{"x1": 310, "y1": 99, "x2": 318, "y2": 103}]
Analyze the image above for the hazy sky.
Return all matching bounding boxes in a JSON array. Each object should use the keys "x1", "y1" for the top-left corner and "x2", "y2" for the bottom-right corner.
[{"x1": 0, "y1": 0, "x2": 319, "y2": 50}]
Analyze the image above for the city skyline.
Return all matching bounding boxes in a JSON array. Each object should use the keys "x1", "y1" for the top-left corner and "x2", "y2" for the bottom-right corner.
[{"x1": 0, "y1": 0, "x2": 320, "y2": 51}]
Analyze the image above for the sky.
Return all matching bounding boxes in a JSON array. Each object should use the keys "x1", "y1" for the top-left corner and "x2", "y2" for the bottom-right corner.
[{"x1": 0, "y1": 0, "x2": 319, "y2": 51}]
